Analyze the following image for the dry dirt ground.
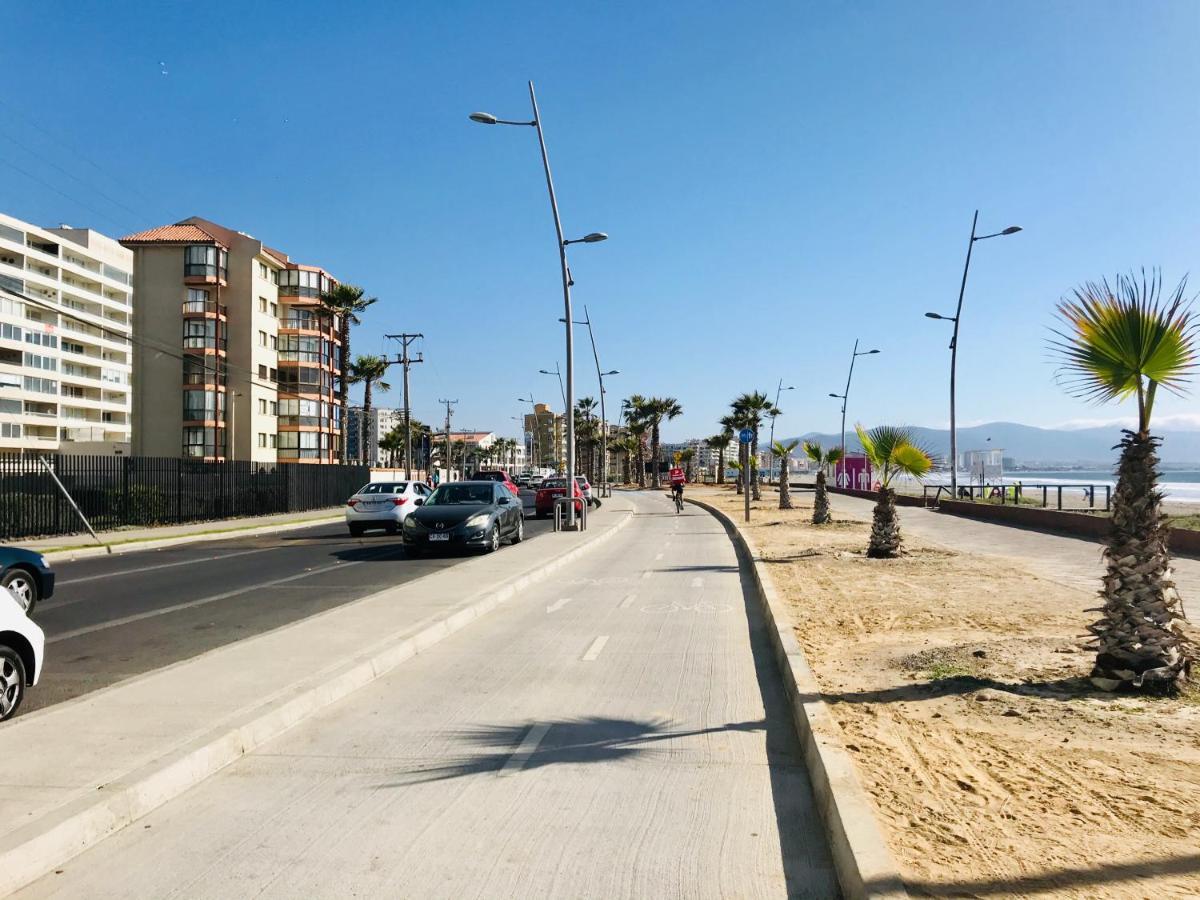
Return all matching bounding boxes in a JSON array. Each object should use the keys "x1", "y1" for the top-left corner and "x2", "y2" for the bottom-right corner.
[{"x1": 698, "y1": 485, "x2": 1200, "y2": 899}]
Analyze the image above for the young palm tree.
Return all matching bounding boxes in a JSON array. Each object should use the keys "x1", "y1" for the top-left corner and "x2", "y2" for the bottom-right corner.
[
  {"x1": 717, "y1": 415, "x2": 738, "y2": 484},
  {"x1": 1049, "y1": 270, "x2": 1197, "y2": 692},
  {"x1": 318, "y1": 283, "x2": 378, "y2": 460},
  {"x1": 728, "y1": 458, "x2": 744, "y2": 495},
  {"x1": 855, "y1": 424, "x2": 933, "y2": 558},
  {"x1": 771, "y1": 439, "x2": 800, "y2": 509},
  {"x1": 614, "y1": 435, "x2": 639, "y2": 484},
  {"x1": 379, "y1": 428, "x2": 403, "y2": 467},
  {"x1": 642, "y1": 397, "x2": 683, "y2": 488},
  {"x1": 803, "y1": 441, "x2": 845, "y2": 525},
  {"x1": 732, "y1": 392, "x2": 779, "y2": 500},
  {"x1": 346, "y1": 355, "x2": 391, "y2": 463}
]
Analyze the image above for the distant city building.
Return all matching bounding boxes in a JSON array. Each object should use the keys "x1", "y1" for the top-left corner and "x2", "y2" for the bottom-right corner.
[
  {"x1": 0, "y1": 212, "x2": 133, "y2": 454},
  {"x1": 122, "y1": 217, "x2": 343, "y2": 463},
  {"x1": 967, "y1": 448, "x2": 1004, "y2": 483},
  {"x1": 347, "y1": 407, "x2": 406, "y2": 465},
  {"x1": 523, "y1": 402, "x2": 564, "y2": 470}
]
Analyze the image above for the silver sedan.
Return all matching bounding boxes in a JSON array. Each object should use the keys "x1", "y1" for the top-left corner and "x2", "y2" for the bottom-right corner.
[{"x1": 345, "y1": 481, "x2": 433, "y2": 536}]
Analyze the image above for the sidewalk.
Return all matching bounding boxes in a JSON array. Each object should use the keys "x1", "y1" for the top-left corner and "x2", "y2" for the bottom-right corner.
[
  {"x1": 0, "y1": 497, "x2": 635, "y2": 896},
  {"x1": 18, "y1": 507, "x2": 344, "y2": 560}
]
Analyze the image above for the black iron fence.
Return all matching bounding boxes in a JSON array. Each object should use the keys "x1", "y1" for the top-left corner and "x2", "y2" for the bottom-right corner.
[
  {"x1": 923, "y1": 482, "x2": 1112, "y2": 512},
  {"x1": 0, "y1": 454, "x2": 370, "y2": 540}
]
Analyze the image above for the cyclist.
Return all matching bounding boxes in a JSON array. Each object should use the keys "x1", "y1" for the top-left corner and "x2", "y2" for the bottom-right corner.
[{"x1": 668, "y1": 465, "x2": 686, "y2": 509}]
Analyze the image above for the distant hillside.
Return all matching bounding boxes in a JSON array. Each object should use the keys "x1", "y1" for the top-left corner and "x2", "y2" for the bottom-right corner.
[{"x1": 785, "y1": 421, "x2": 1200, "y2": 467}]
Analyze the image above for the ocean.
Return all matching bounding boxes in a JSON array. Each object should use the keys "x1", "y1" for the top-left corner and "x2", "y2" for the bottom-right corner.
[{"x1": 904, "y1": 470, "x2": 1200, "y2": 505}]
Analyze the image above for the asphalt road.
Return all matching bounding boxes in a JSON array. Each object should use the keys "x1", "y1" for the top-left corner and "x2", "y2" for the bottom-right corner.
[
  {"x1": 30, "y1": 502, "x2": 555, "y2": 713},
  {"x1": 18, "y1": 491, "x2": 837, "y2": 899}
]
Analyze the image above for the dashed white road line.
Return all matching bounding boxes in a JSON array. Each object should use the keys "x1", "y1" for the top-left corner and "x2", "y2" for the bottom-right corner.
[
  {"x1": 619, "y1": 593, "x2": 637, "y2": 609},
  {"x1": 546, "y1": 597, "x2": 574, "y2": 614},
  {"x1": 581, "y1": 635, "x2": 609, "y2": 661},
  {"x1": 498, "y1": 723, "x2": 551, "y2": 776}
]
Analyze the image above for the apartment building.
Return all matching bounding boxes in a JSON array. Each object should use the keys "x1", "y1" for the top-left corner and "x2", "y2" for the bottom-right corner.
[
  {"x1": 121, "y1": 217, "x2": 342, "y2": 463},
  {"x1": 523, "y1": 402, "x2": 564, "y2": 471},
  {"x1": 0, "y1": 212, "x2": 133, "y2": 454}
]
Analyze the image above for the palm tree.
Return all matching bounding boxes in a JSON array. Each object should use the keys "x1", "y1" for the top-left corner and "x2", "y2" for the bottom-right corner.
[
  {"x1": 1049, "y1": 270, "x2": 1197, "y2": 693},
  {"x1": 717, "y1": 415, "x2": 738, "y2": 484},
  {"x1": 624, "y1": 395, "x2": 651, "y2": 487},
  {"x1": 855, "y1": 424, "x2": 933, "y2": 558},
  {"x1": 728, "y1": 458, "x2": 744, "y2": 495},
  {"x1": 679, "y1": 447, "x2": 696, "y2": 481},
  {"x1": 803, "y1": 441, "x2": 845, "y2": 525},
  {"x1": 346, "y1": 355, "x2": 391, "y2": 463},
  {"x1": 731, "y1": 392, "x2": 779, "y2": 500},
  {"x1": 613, "y1": 435, "x2": 639, "y2": 484},
  {"x1": 379, "y1": 427, "x2": 404, "y2": 467},
  {"x1": 319, "y1": 283, "x2": 378, "y2": 460},
  {"x1": 643, "y1": 397, "x2": 683, "y2": 488},
  {"x1": 770, "y1": 439, "x2": 800, "y2": 509}
]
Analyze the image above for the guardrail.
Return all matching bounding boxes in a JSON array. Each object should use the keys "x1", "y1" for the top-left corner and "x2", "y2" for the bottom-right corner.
[{"x1": 923, "y1": 482, "x2": 1111, "y2": 512}]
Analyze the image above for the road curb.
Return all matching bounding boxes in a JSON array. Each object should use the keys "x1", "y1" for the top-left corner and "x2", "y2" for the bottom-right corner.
[
  {"x1": 0, "y1": 506, "x2": 634, "y2": 897},
  {"x1": 37, "y1": 514, "x2": 345, "y2": 563},
  {"x1": 687, "y1": 497, "x2": 909, "y2": 900}
]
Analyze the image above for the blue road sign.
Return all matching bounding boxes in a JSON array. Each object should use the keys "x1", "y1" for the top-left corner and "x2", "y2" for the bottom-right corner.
[{"x1": 738, "y1": 428, "x2": 753, "y2": 444}]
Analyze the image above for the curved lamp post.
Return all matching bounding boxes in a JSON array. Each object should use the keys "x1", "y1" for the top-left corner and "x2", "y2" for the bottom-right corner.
[
  {"x1": 767, "y1": 380, "x2": 795, "y2": 481},
  {"x1": 471, "y1": 84, "x2": 607, "y2": 526},
  {"x1": 925, "y1": 212, "x2": 1021, "y2": 495}
]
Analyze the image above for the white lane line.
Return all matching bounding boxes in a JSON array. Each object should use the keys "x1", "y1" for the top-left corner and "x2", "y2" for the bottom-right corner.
[
  {"x1": 48, "y1": 551, "x2": 392, "y2": 644},
  {"x1": 498, "y1": 723, "x2": 551, "y2": 776},
  {"x1": 582, "y1": 635, "x2": 609, "y2": 661},
  {"x1": 641, "y1": 571, "x2": 652, "y2": 580},
  {"x1": 619, "y1": 593, "x2": 637, "y2": 609},
  {"x1": 654, "y1": 552, "x2": 664, "y2": 560},
  {"x1": 55, "y1": 546, "x2": 276, "y2": 588},
  {"x1": 691, "y1": 577, "x2": 704, "y2": 588},
  {"x1": 546, "y1": 597, "x2": 573, "y2": 614}
]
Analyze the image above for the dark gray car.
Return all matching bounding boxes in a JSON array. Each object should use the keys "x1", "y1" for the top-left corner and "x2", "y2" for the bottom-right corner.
[{"x1": 402, "y1": 481, "x2": 524, "y2": 556}]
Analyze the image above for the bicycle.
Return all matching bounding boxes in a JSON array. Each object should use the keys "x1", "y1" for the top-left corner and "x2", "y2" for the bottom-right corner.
[{"x1": 672, "y1": 488, "x2": 684, "y2": 514}]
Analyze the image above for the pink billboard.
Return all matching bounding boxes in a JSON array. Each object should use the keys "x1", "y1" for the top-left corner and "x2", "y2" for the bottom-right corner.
[{"x1": 834, "y1": 454, "x2": 873, "y2": 491}]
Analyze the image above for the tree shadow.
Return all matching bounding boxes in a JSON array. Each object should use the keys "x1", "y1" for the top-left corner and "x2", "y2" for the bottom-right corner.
[
  {"x1": 814, "y1": 673, "x2": 1099, "y2": 706},
  {"x1": 876, "y1": 852, "x2": 1200, "y2": 897},
  {"x1": 658, "y1": 564, "x2": 741, "y2": 574}
]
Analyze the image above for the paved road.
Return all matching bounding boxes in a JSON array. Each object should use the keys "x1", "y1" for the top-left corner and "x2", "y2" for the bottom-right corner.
[
  {"x1": 30, "y1": 504, "x2": 554, "y2": 713},
  {"x1": 18, "y1": 491, "x2": 837, "y2": 899}
]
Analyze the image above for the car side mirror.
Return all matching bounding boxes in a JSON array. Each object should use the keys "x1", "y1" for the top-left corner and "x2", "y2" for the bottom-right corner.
[
  {"x1": 414, "y1": 498, "x2": 424, "y2": 506},
  {"x1": 498, "y1": 496, "x2": 510, "y2": 505}
]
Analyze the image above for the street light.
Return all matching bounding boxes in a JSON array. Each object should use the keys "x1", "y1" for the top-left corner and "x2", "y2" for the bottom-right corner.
[
  {"x1": 538, "y1": 364, "x2": 566, "y2": 409},
  {"x1": 830, "y1": 340, "x2": 880, "y2": 471},
  {"x1": 926, "y1": 210, "x2": 1021, "y2": 495},
  {"x1": 471, "y1": 82, "x2": 607, "y2": 527},
  {"x1": 767, "y1": 380, "x2": 795, "y2": 482}
]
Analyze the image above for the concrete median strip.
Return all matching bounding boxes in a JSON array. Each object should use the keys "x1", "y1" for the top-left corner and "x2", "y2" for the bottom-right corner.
[
  {"x1": 686, "y1": 497, "x2": 909, "y2": 900},
  {"x1": 0, "y1": 503, "x2": 633, "y2": 897}
]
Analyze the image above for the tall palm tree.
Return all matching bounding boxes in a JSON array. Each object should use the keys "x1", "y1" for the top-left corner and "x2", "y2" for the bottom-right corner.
[
  {"x1": 319, "y1": 283, "x2": 378, "y2": 460},
  {"x1": 771, "y1": 439, "x2": 800, "y2": 509},
  {"x1": 379, "y1": 427, "x2": 403, "y2": 467},
  {"x1": 613, "y1": 435, "x2": 639, "y2": 484},
  {"x1": 731, "y1": 392, "x2": 779, "y2": 500},
  {"x1": 855, "y1": 424, "x2": 933, "y2": 558},
  {"x1": 1049, "y1": 270, "x2": 1197, "y2": 693},
  {"x1": 643, "y1": 397, "x2": 683, "y2": 488},
  {"x1": 803, "y1": 441, "x2": 844, "y2": 525},
  {"x1": 624, "y1": 395, "x2": 651, "y2": 487},
  {"x1": 346, "y1": 355, "x2": 391, "y2": 463}
]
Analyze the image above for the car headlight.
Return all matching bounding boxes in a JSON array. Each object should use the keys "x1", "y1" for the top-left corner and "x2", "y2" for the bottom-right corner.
[
  {"x1": 465, "y1": 514, "x2": 491, "y2": 529},
  {"x1": 404, "y1": 517, "x2": 420, "y2": 529}
]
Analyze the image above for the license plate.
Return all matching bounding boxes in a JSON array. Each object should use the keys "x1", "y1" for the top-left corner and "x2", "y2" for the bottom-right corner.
[{"x1": 429, "y1": 533, "x2": 450, "y2": 542}]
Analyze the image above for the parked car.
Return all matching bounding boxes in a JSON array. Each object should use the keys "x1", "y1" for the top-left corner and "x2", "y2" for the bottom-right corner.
[
  {"x1": 515, "y1": 473, "x2": 532, "y2": 488},
  {"x1": 535, "y1": 477, "x2": 585, "y2": 519},
  {"x1": 0, "y1": 547, "x2": 55, "y2": 616},
  {"x1": 575, "y1": 476, "x2": 601, "y2": 508},
  {"x1": 1, "y1": 587, "x2": 45, "y2": 721},
  {"x1": 345, "y1": 481, "x2": 433, "y2": 536},
  {"x1": 471, "y1": 469, "x2": 521, "y2": 498},
  {"x1": 403, "y1": 481, "x2": 524, "y2": 555}
]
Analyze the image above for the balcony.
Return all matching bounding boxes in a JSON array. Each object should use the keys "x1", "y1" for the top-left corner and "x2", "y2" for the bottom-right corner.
[
  {"x1": 280, "y1": 316, "x2": 336, "y2": 337},
  {"x1": 183, "y1": 371, "x2": 227, "y2": 389},
  {"x1": 182, "y1": 299, "x2": 228, "y2": 317},
  {"x1": 182, "y1": 337, "x2": 227, "y2": 352},
  {"x1": 183, "y1": 264, "x2": 228, "y2": 285}
]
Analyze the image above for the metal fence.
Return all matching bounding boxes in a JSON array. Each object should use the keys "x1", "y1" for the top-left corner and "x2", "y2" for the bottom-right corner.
[
  {"x1": 923, "y1": 482, "x2": 1112, "y2": 512},
  {"x1": 0, "y1": 454, "x2": 371, "y2": 540}
]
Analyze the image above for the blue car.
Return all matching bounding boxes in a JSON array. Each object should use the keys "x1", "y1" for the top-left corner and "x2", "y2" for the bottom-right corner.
[{"x1": 0, "y1": 548, "x2": 55, "y2": 616}]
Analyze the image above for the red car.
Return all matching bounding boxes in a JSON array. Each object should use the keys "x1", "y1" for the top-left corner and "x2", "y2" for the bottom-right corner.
[
  {"x1": 534, "y1": 476, "x2": 584, "y2": 519},
  {"x1": 471, "y1": 469, "x2": 521, "y2": 498}
]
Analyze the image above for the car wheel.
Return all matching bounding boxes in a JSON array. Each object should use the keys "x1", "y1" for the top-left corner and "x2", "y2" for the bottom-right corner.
[
  {"x1": 1, "y1": 569, "x2": 38, "y2": 616},
  {"x1": 0, "y1": 647, "x2": 27, "y2": 722},
  {"x1": 385, "y1": 522, "x2": 399, "y2": 535},
  {"x1": 511, "y1": 516, "x2": 524, "y2": 544},
  {"x1": 349, "y1": 525, "x2": 364, "y2": 537},
  {"x1": 485, "y1": 523, "x2": 500, "y2": 553}
]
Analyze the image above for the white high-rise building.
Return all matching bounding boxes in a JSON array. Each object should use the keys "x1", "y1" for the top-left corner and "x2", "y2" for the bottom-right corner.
[{"x1": 0, "y1": 213, "x2": 134, "y2": 454}]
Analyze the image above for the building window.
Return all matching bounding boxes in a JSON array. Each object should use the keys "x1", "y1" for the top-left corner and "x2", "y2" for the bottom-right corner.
[
  {"x1": 258, "y1": 364, "x2": 267, "y2": 379},
  {"x1": 259, "y1": 297, "x2": 268, "y2": 313},
  {"x1": 269, "y1": 367, "x2": 277, "y2": 382},
  {"x1": 184, "y1": 245, "x2": 227, "y2": 280},
  {"x1": 269, "y1": 302, "x2": 278, "y2": 318},
  {"x1": 0, "y1": 347, "x2": 19, "y2": 366},
  {"x1": 258, "y1": 432, "x2": 267, "y2": 447},
  {"x1": 1, "y1": 323, "x2": 22, "y2": 341},
  {"x1": 0, "y1": 423, "x2": 20, "y2": 439},
  {"x1": 183, "y1": 390, "x2": 225, "y2": 420},
  {"x1": 23, "y1": 376, "x2": 58, "y2": 395},
  {"x1": 183, "y1": 426, "x2": 221, "y2": 458},
  {"x1": 23, "y1": 352, "x2": 57, "y2": 371},
  {"x1": 269, "y1": 433, "x2": 277, "y2": 448},
  {"x1": 269, "y1": 400, "x2": 277, "y2": 415},
  {"x1": 25, "y1": 330, "x2": 58, "y2": 349},
  {"x1": 258, "y1": 398, "x2": 267, "y2": 415},
  {"x1": 183, "y1": 319, "x2": 218, "y2": 349},
  {"x1": 270, "y1": 335, "x2": 277, "y2": 350},
  {"x1": 258, "y1": 330, "x2": 267, "y2": 347},
  {"x1": 258, "y1": 262, "x2": 269, "y2": 280}
]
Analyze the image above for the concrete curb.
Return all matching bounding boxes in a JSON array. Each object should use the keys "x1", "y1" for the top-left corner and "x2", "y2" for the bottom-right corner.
[
  {"x1": 0, "y1": 506, "x2": 634, "y2": 897},
  {"x1": 687, "y1": 497, "x2": 909, "y2": 900},
  {"x1": 37, "y1": 514, "x2": 345, "y2": 563}
]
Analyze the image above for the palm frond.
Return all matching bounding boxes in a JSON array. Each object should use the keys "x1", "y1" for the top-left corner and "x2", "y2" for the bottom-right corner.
[
  {"x1": 802, "y1": 440, "x2": 823, "y2": 464},
  {"x1": 826, "y1": 447, "x2": 844, "y2": 466}
]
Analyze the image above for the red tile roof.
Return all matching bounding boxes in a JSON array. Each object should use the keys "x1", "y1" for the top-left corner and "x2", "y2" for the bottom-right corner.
[{"x1": 120, "y1": 223, "x2": 225, "y2": 245}]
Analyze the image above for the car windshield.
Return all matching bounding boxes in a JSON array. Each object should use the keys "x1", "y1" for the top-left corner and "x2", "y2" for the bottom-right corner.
[
  {"x1": 424, "y1": 484, "x2": 494, "y2": 505},
  {"x1": 473, "y1": 472, "x2": 503, "y2": 482},
  {"x1": 541, "y1": 479, "x2": 566, "y2": 489},
  {"x1": 358, "y1": 483, "x2": 407, "y2": 494}
]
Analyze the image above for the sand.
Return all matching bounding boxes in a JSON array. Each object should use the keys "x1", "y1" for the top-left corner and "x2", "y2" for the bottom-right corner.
[{"x1": 699, "y1": 486, "x2": 1200, "y2": 899}]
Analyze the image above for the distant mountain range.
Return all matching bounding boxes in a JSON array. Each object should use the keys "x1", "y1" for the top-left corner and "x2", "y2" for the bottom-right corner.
[{"x1": 784, "y1": 421, "x2": 1200, "y2": 467}]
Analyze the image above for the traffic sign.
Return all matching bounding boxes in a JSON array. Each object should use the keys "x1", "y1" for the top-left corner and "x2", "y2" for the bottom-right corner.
[{"x1": 738, "y1": 428, "x2": 753, "y2": 444}]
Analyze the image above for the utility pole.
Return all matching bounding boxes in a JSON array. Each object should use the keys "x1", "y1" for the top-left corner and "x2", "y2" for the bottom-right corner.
[
  {"x1": 439, "y1": 398, "x2": 458, "y2": 481},
  {"x1": 385, "y1": 333, "x2": 424, "y2": 480}
]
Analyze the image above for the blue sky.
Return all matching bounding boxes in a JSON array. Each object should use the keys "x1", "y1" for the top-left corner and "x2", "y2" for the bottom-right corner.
[{"x1": 5, "y1": 1, "x2": 1198, "y2": 442}]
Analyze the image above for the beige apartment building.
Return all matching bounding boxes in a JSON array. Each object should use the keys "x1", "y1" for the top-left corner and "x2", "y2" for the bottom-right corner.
[
  {"x1": 121, "y1": 217, "x2": 342, "y2": 463},
  {"x1": 523, "y1": 402, "x2": 564, "y2": 471},
  {"x1": 0, "y1": 212, "x2": 133, "y2": 454}
]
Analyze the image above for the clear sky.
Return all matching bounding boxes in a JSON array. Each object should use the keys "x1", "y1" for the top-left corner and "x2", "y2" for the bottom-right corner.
[{"x1": 5, "y1": 1, "x2": 1198, "y2": 442}]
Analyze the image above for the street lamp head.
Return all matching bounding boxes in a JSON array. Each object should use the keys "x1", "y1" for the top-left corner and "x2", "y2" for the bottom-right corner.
[
  {"x1": 1001, "y1": 226, "x2": 1022, "y2": 235},
  {"x1": 582, "y1": 232, "x2": 608, "y2": 243},
  {"x1": 867, "y1": 349, "x2": 881, "y2": 354},
  {"x1": 469, "y1": 112, "x2": 498, "y2": 125},
  {"x1": 925, "y1": 312, "x2": 945, "y2": 320},
  {"x1": 828, "y1": 393, "x2": 841, "y2": 399},
  {"x1": 602, "y1": 369, "x2": 619, "y2": 376}
]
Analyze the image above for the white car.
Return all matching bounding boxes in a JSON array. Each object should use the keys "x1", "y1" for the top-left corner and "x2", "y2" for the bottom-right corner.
[
  {"x1": 345, "y1": 481, "x2": 433, "y2": 536},
  {"x1": 1, "y1": 588, "x2": 45, "y2": 722}
]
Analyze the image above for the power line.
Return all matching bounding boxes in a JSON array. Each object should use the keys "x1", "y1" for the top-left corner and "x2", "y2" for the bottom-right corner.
[
  {"x1": 0, "y1": 155, "x2": 130, "y2": 234},
  {"x1": 385, "y1": 332, "x2": 423, "y2": 479}
]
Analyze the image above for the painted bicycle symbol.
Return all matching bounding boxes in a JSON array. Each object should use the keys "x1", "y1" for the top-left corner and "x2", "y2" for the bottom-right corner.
[{"x1": 639, "y1": 601, "x2": 733, "y2": 613}]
